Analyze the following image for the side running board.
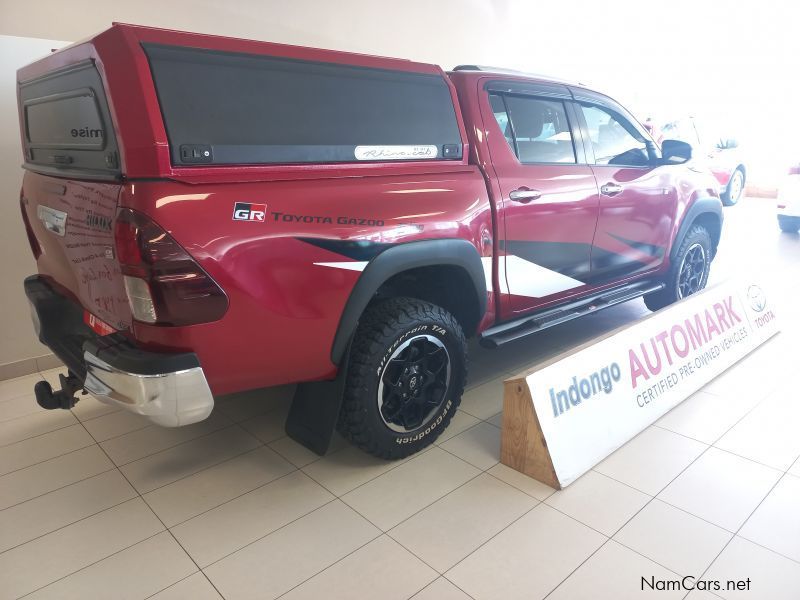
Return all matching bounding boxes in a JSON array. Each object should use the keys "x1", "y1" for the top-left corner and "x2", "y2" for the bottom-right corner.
[{"x1": 479, "y1": 281, "x2": 665, "y2": 348}]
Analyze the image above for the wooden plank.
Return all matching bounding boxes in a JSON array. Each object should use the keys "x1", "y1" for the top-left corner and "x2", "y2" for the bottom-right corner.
[{"x1": 500, "y1": 377, "x2": 560, "y2": 489}]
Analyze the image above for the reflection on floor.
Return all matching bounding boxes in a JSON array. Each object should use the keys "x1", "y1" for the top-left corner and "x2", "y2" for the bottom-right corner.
[{"x1": 0, "y1": 197, "x2": 798, "y2": 600}]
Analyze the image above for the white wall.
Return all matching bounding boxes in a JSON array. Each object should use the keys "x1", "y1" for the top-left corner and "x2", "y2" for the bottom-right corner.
[{"x1": 0, "y1": 35, "x2": 68, "y2": 374}]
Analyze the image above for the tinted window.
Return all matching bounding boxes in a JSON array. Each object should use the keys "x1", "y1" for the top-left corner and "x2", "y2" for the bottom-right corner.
[
  {"x1": 489, "y1": 94, "x2": 514, "y2": 149},
  {"x1": 144, "y1": 44, "x2": 462, "y2": 165},
  {"x1": 26, "y1": 93, "x2": 105, "y2": 148},
  {"x1": 580, "y1": 104, "x2": 650, "y2": 166},
  {"x1": 19, "y1": 62, "x2": 119, "y2": 177},
  {"x1": 489, "y1": 94, "x2": 576, "y2": 164}
]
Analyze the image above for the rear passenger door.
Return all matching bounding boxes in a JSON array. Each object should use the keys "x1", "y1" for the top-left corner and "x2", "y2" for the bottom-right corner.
[
  {"x1": 571, "y1": 92, "x2": 676, "y2": 282},
  {"x1": 481, "y1": 81, "x2": 600, "y2": 316}
]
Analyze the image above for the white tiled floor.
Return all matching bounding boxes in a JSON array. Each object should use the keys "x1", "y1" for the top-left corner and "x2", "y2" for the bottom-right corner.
[{"x1": 1, "y1": 198, "x2": 799, "y2": 599}]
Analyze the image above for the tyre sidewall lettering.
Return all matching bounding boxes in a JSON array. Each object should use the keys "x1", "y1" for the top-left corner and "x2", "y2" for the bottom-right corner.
[
  {"x1": 371, "y1": 322, "x2": 460, "y2": 445},
  {"x1": 375, "y1": 324, "x2": 430, "y2": 377},
  {"x1": 394, "y1": 399, "x2": 453, "y2": 444}
]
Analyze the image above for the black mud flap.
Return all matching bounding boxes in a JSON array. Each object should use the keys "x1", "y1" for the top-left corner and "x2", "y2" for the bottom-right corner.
[{"x1": 284, "y1": 349, "x2": 350, "y2": 456}]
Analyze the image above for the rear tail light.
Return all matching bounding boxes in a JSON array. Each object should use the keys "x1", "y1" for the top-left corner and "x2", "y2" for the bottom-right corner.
[
  {"x1": 789, "y1": 165, "x2": 800, "y2": 175},
  {"x1": 114, "y1": 208, "x2": 228, "y2": 326},
  {"x1": 20, "y1": 193, "x2": 42, "y2": 260}
]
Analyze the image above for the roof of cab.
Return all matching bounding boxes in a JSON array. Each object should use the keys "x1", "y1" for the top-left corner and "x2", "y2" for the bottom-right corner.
[
  {"x1": 450, "y1": 65, "x2": 583, "y2": 87},
  {"x1": 18, "y1": 22, "x2": 448, "y2": 82}
]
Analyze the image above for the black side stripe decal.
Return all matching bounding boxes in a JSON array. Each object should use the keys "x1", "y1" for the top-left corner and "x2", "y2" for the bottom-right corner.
[{"x1": 297, "y1": 238, "x2": 394, "y2": 262}]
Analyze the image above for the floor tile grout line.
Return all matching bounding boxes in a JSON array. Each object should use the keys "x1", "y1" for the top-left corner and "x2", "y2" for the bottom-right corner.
[
  {"x1": 133, "y1": 441, "x2": 292, "y2": 505},
  {"x1": 0, "y1": 436, "x2": 95, "y2": 477},
  {"x1": 687, "y1": 469, "x2": 793, "y2": 596},
  {"x1": 378, "y1": 468, "x2": 490, "y2": 550},
  {"x1": 0, "y1": 417, "x2": 79, "y2": 449},
  {"x1": 200, "y1": 461, "x2": 486, "y2": 596},
  {"x1": 141, "y1": 570, "x2": 208, "y2": 600},
  {"x1": 1, "y1": 417, "x2": 296, "y2": 515},
  {"x1": 0, "y1": 493, "x2": 141, "y2": 557},
  {"x1": 0, "y1": 400, "x2": 79, "y2": 423},
  {"x1": 106, "y1": 420, "x2": 254, "y2": 468},
  {"x1": 16, "y1": 529, "x2": 168, "y2": 599},
  {"x1": 483, "y1": 468, "x2": 555, "y2": 502},
  {"x1": 300, "y1": 443, "x2": 438, "y2": 499},
  {"x1": 93, "y1": 417, "x2": 236, "y2": 461},
  {"x1": 86, "y1": 420, "x2": 152, "y2": 444},
  {"x1": 403, "y1": 576, "x2": 477, "y2": 600},
  {"x1": 542, "y1": 536, "x2": 686, "y2": 600},
  {"x1": 0, "y1": 389, "x2": 50, "y2": 408},
  {"x1": 265, "y1": 468, "x2": 494, "y2": 600},
  {"x1": 0, "y1": 463, "x2": 117, "y2": 513},
  {"x1": 265, "y1": 434, "x2": 348, "y2": 469},
  {"x1": 588, "y1": 465, "x2": 750, "y2": 537},
  {"x1": 200, "y1": 496, "x2": 341, "y2": 570},
  {"x1": 653, "y1": 385, "x2": 800, "y2": 474},
  {"x1": 709, "y1": 443, "x2": 799, "y2": 475},
  {"x1": 74, "y1": 416, "x2": 230, "y2": 600},
  {"x1": 330, "y1": 445, "x2": 481, "y2": 531},
  {"x1": 732, "y1": 530, "x2": 800, "y2": 567},
  {"x1": 585, "y1": 467, "x2": 658, "y2": 497},
  {"x1": 121, "y1": 432, "x2": 267, "y2": 497},
  {"x1": 433, "y1": 576, "x2": 479, "y2": 600},
  {"x1": 435, "y1": 441, "x2": 499, "y2": 473},
  {"x1": 5, "y1": 324, "x2": 788, "y2": 595},
  {"x1": 438, "y1": 500, "x2": 544, "y2": 580},
  {"x1": 160, "y1": 466, "x2": 305, "y2": 530},
  {"x1": 271, "y1": 530, "x2": 387, "y2": 600},
  {"x1": 540, "y1": 435, "x2": 727, "y2": 600}
]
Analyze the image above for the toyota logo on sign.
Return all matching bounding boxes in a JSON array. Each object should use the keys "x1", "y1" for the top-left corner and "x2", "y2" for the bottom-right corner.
[{"x1": 747, "y1": 285, "x2": 767, "y2": 312}]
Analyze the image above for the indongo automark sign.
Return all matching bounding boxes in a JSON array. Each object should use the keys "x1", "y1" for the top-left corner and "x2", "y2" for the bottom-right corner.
[{"x1": 500, "y1": 280, "x2": 780, "y2": 489}]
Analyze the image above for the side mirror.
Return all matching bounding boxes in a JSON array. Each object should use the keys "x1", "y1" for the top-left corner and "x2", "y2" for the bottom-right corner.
[
  {"x1": 661, "y1": 139, "x2": 692, "y2": 164},
  {"x1": 717, "y1": 138, "x2": 739, "y2": 150}
]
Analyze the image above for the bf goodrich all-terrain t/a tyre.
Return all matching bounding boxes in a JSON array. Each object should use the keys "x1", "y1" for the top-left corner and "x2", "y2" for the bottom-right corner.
[
  {"x1": 644, "y1": 224, "x2": 713, "y2": 312},
  {"x1": 337, "y1": 297, "x2": 467, "y2": 459}
]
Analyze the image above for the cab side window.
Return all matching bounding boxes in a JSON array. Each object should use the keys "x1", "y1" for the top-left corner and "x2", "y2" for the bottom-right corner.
[
  {"x1": 580, "y1": 104, "x2": 650, "y2": 167},
  {"x1": 489, "y1": 93, "x2": 576, "y2": 164},
  {"x1": 489, "y1": 93, "x2": 515, "y2": 150}
]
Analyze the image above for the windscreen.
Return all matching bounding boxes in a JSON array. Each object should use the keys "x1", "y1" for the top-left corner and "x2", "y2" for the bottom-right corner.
[
  {"x1": 19, "y1": 61, "x2": 120, "y2": 177},
  {"x1": 143, "y1": 43, "x2": 463, "y2": 165}
]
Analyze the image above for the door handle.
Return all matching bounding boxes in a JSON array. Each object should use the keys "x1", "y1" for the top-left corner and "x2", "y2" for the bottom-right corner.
[
  {"x1": 509, "y1": 188, "x2": 542, "y2": 203},
  {"x1": 600, "y1": 183, "x2": 623, "y2": 196}
]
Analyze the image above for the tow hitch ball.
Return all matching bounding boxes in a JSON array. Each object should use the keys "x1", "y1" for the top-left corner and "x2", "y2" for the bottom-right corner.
[{"x1": 34, "y1": 372, "x2": 84, "y2": 410}]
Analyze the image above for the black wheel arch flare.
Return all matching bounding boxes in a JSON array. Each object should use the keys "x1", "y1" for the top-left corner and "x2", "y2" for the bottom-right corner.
[
  {"x1": 671, "y1": 197, "x2": 723, "y2": 262},
  {"x1": 329, "y1": 239, "x2": 487, "y2": 366}
]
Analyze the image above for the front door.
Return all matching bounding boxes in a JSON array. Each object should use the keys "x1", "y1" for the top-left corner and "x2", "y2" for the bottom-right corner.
[
  {"x1": 574, "y1": 100, "x2": 676, "y2": 283},
  {"x1": 481, "y1": 82, "x2": 601, "y2": 317}
]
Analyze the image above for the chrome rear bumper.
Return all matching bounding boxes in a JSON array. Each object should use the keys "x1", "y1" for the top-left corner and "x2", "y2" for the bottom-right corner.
[
  {"x1": 83, "y1": 351, "x2": 214, "y2": 427},
  {"x1": 25, "y1": 275, "x2": 214, "y2": 428}
]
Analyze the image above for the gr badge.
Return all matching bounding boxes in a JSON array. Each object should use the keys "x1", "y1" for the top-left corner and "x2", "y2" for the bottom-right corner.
[{"x1": 233, "y1": 202, "x2": 267, "y2": 222}]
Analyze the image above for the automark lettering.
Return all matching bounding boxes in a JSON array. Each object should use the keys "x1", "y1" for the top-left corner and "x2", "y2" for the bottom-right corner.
[{"x1": 629, "y1": 296, "x2": 741, "y2": 388}]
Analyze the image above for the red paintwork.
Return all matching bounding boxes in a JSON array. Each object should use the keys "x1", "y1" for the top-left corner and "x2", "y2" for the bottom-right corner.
[
  {"x1": 708, "y1": 152, "x2": 745, "y2": 189},
  {"x1": 18, "y1": 24, "x2": 720, "y2": 396}
]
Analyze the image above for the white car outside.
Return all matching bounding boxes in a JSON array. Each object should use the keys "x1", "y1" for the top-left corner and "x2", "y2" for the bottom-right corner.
[{"x1": 778, "y1": 165, "x2": 800, "y2": 232}]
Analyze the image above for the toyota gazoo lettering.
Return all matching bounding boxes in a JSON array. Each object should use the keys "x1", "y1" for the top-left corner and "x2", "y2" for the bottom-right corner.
[{"x1": 18, "y1": 24, "x2": 724, "y2": 460}]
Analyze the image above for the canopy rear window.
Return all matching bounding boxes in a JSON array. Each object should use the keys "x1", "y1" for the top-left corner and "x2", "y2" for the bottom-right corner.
[
  {"x1": 143, "y1": 44, "x2": 463, "y2": 166},
  {"x1": 19, "y1": 61, "x2": 119, "y2": 178}
]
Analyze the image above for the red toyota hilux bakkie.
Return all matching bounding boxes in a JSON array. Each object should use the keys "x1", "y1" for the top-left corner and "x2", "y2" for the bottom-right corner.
[{"x1": 18, "y1": 24, "x2": 723, "y2": 459}]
